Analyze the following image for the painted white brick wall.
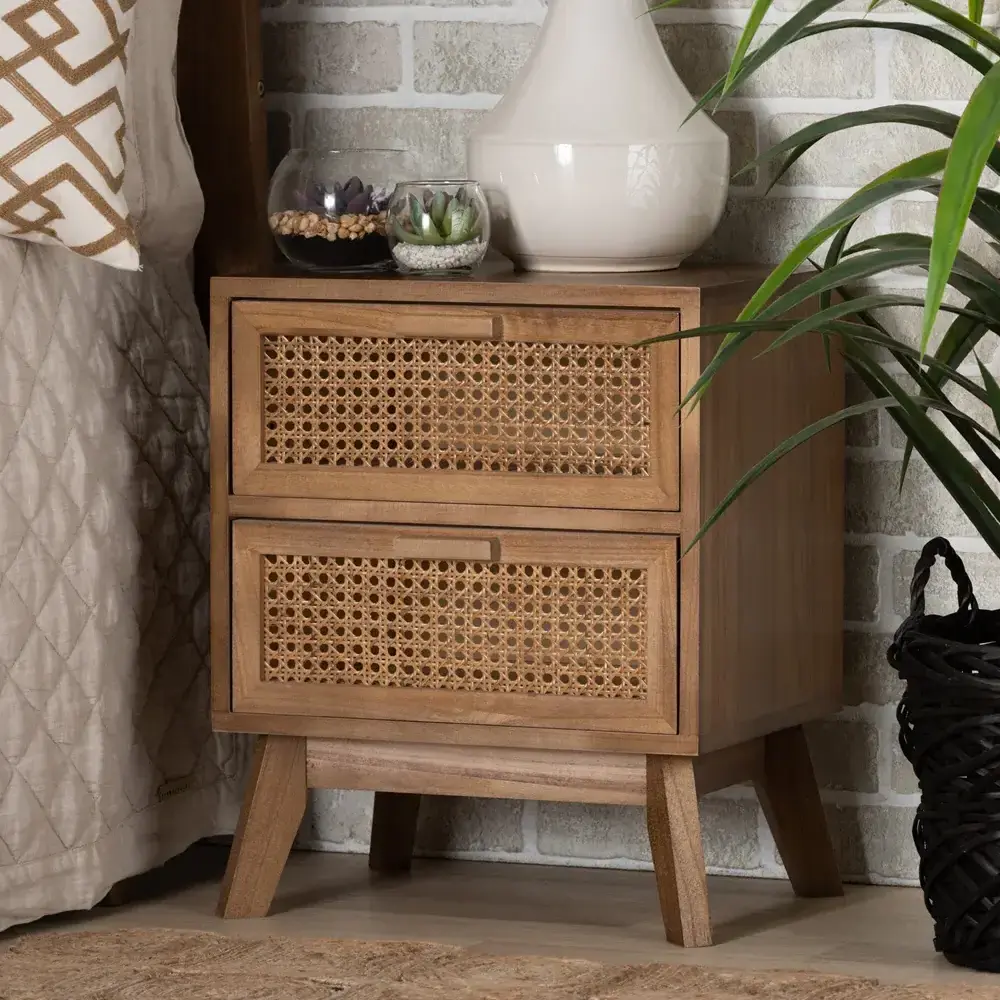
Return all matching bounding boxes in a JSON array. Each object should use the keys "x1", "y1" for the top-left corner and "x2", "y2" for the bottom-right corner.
[{"x1": 261, "y1": 0, "x2": 991, "y2": 885}]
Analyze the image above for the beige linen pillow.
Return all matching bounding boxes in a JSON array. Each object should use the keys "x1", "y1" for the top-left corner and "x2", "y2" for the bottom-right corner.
[
  {"x1": 122, "y1": 0, "x2": 204, "y2": 256},
  {"x1": 0, "y1": 0, "x2": 138, "y2": 269}
]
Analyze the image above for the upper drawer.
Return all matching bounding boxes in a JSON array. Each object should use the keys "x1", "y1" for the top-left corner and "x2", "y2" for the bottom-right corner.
[{"x1": 230, "y1": 300, "x2": 680, "y2": 510}]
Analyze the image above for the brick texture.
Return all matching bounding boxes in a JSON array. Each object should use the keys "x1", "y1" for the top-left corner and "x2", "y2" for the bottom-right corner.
[
  {"x1": 414, "y1": 21, "x2": 538, "y2": 94},
  {"x1": 263, "y1": 0, "x2": 985, "y2": 888},
  {"x1": 262, "y1": 21, "x2": 402, "y2": 94}
]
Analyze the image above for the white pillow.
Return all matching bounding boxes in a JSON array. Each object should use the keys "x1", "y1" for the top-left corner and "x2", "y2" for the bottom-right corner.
[
  {"x1": 0, "y1": 0, "x2": 138, "y2": 269},
  {"x1": 123, "y1": 0, "x2": 204, "y2": 257}
]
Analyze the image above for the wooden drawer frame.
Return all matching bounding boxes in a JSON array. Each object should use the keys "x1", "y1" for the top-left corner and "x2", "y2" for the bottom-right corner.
[
  {"x1": 232, "y1": 519, "x2": 679, "y2": 735},
  {"x1": 230, "y1": 300, "x2": 681, "y2": 510}
]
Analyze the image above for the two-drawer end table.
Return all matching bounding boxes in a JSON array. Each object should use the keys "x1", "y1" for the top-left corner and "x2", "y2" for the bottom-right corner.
[{"x1": 210, "y1": 264, "x2": 846, "y2": 947}]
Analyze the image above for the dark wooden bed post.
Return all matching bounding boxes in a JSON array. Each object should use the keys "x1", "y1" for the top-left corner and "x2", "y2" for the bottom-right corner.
[
  {"x1": 100, "y1": 0, "x2": 273, "y2": 909},
  {"x1": 177, "y1": 0, "x2": 273, "y2": 318}
]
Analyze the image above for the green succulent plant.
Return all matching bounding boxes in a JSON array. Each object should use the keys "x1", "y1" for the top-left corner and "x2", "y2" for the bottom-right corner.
[{"x1": 393, "y1": 186, "x2": 483, "y2": 246}]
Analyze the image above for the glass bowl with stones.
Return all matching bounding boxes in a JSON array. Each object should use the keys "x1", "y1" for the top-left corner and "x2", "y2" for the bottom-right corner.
[
  {"x1": 268, "y1": 148, "x2": 416, "y2": 272},
  {"x1": 387, "y1": 181, "x2": 490, "y2": 275}
]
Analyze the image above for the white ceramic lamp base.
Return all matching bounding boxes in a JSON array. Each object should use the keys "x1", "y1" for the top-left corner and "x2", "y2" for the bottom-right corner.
[{"x1": 467, "y1": 0, "x2": 730, "y2": 273}]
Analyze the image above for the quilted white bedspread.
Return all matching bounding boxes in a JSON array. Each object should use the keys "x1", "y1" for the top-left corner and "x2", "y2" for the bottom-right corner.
[{"x1": 0, "y1": 241, "x2": 244, "y2": 931}]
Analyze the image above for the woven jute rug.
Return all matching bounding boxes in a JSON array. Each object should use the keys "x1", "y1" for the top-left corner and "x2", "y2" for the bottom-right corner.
[{"x1": 2, "y1": 929, "x2": 998, "y2": 1000}]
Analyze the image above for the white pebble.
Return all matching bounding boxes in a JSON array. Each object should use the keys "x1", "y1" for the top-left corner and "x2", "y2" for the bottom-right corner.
[{"x1": 392, "y1": 241, "x2": 487, "y2": 272}]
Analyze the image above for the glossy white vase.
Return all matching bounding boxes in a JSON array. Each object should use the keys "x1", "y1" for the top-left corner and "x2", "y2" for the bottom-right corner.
[{"x1": 467, "y1": 0, "x2": 730, "y2": 272}]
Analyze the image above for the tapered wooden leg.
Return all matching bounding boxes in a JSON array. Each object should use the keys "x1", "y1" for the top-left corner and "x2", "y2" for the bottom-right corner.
[
  {"x1": 369, "y1": 792, "x2": 422, "y2": 874},
  {"x1": 646, "y1": 755, "x2": 713, "y2": 947},
  {"x1": 754, "y1": 725, "x2": 843, "y2": 898},
  {"x1": 218, "y1": 735, "x2": 306, "y2": 918}
]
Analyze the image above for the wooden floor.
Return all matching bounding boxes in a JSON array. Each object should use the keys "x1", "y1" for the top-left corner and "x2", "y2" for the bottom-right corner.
[{"x1": 0, "y1": 846, "x2": 983, "y2": 986}]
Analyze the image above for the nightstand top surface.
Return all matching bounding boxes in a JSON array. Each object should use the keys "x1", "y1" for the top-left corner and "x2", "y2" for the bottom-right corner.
[{"x1": 211, "y1": 258, "x2": 772, "y2": 310}]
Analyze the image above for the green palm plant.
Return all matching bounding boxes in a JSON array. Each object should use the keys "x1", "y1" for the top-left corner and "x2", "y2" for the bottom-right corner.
[{"x1": 649, "y1": 0, "x2": 1000, "y2": 556}]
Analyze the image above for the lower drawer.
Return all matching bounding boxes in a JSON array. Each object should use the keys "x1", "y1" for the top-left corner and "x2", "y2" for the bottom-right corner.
[{"x1": 232, "y1": 520, "x2": 678, "y2": 735}]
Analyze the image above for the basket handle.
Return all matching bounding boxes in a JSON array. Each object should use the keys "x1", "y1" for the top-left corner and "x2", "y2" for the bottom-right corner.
[{"x1": 908, "y1": 536, "x2": 978, "y2": 618}]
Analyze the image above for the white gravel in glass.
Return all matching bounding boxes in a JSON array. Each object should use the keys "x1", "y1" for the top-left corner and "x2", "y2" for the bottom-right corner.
[{"x1": 392, "y1": 241, "x2": 486, "y2": 272}]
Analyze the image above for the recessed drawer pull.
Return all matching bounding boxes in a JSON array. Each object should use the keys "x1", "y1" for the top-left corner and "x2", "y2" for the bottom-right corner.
[
  {"x1": 388, "y1": 536, "x2": 500, "y2": 562},
  {"x1": 391, "y1": 312, "x2": 502, "y2": 340},
  {"x1": 235, "y1": 301, "x2": 502, "y2": 340}
]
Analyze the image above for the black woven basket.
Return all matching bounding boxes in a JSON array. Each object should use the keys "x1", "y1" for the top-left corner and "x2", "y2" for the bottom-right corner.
[{"x1": 889, "y1": 537, "x2": 1000, "y2": 970}]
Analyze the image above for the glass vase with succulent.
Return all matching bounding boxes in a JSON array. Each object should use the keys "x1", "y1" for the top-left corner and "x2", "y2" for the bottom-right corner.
[
  {"x1": 649, "y1": 0, "x2": 1000, "y2": 968},
  {"x1": 387, "y1": 181, "x2": 490, "y2": 274},
  {"x1": 267, "y1": 148, "x2": 414, "y2": 272}
]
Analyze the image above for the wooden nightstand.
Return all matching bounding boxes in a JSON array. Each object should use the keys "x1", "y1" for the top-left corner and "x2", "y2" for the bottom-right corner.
[{"x1": 210, "y1": 264, "x2": 846, "y2": 946}]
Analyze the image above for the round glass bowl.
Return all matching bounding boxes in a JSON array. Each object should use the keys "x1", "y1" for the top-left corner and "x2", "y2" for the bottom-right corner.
[
  {"x1": 268, "y1": 148, "x2": 416, "y2": 272},
  {"x1": 387, "y1": 181, "x2": 490, "y2": 274}
]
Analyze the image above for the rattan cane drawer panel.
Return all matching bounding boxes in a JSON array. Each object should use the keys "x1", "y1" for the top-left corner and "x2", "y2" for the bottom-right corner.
[
  {"x1": 230, "y1": 301, "x2": 680, "y2": 510},
  {"x1": 263, "y1": 335, "x2": 651, "y2": 476},
  {"x1": 262, "y1": 554, "x2": 649, "y2": 698},
  {"x1": 232, "y1": 520, "x2": 678, "y2": 734}
]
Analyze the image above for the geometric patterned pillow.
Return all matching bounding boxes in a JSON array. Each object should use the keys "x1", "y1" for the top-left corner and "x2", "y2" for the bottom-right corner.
[{"x1": 0, "y1": 0, "x2": 139, "y2": 270}]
